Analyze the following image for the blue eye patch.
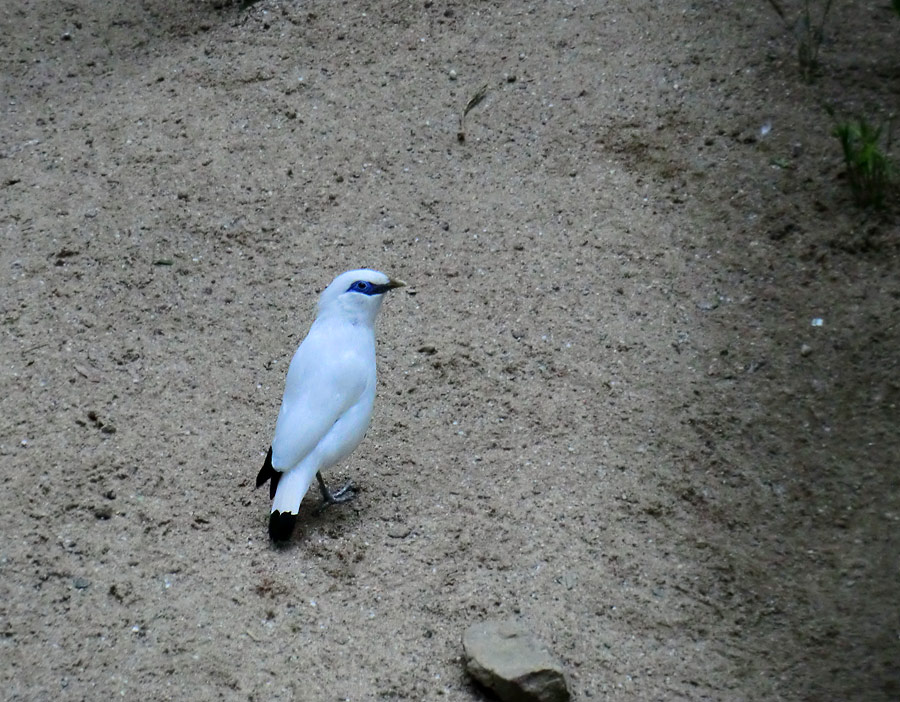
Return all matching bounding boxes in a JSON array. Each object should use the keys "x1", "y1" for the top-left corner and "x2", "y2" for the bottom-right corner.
[{"x1": 346, "y1": 280, "x2": 391, "y2": 296}]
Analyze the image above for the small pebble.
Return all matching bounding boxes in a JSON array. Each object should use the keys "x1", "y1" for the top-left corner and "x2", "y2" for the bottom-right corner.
[
  {"x1": 800, "y1": 344, "x2": 812, "y2": 357},
  {"x1": 387, "y1": 525, "x2": 411, "y2": 539}
]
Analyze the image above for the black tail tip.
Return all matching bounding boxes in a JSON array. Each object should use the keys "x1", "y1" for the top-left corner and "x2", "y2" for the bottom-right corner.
[{"x1": 268, "y1": 510, "x2": 297, "y2": 542}]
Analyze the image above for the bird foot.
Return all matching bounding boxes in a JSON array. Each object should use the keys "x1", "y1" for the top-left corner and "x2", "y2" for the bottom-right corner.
[{"x1": 315, "y1": 472, "x2": 357, "y2": 512}]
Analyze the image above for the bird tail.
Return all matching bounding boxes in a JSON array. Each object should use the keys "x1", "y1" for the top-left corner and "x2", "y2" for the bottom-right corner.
[
  {"x1": 268, "y1": 511, "x2": 297, "y2": 542},
  {"x1": 267, "y1": 461, "x2": 318, "y2": 542}
]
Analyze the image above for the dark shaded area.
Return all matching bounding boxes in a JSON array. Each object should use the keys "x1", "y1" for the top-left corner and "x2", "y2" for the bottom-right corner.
[{"x1": 648, "y1": 3, "x2": 900, "y2": 698}]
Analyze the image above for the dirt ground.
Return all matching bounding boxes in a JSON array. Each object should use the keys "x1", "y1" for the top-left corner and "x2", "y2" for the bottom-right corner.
[{"x1": 1, "y1": 1, "x2": 898, "y2": 700}]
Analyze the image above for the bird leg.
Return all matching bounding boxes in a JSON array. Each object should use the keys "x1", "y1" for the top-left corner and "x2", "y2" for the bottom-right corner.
[{"x1": 315, "y1": 471, "x2": 357, "y2": 510}]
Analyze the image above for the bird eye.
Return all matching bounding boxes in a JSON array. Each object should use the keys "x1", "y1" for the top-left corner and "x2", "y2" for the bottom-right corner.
[{"x1": 355, "y1": 281, "x2": 368, "y2": 291}]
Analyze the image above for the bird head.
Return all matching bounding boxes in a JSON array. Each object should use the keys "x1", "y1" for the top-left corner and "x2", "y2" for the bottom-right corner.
[{"x1": 317, "y1": 269, "x2": 405, "y2": 325}]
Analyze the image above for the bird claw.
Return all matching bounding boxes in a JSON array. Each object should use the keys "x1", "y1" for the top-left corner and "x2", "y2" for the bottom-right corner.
[
  {"x1": 315, "y1": 472, "x2": 357, "y2": 512},
  {"x1": 325, "y1": 480, "x2": 357, "y2": 504}
]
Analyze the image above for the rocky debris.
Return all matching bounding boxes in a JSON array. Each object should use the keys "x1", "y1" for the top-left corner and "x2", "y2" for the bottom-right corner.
[{"x1": 463, "y1": 620, "x2": 571, "y2": 702}]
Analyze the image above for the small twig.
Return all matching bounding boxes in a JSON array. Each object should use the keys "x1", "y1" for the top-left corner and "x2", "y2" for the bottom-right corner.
[
  {"x1": 463, "y1": 84, "x2": 489, "y2": 119},
  {"x1": 457, "y1": 83, "x2": 489, "y2": 142},
  {"x1": 74, "y1": 363, "x2": 102, "y2": 383}
]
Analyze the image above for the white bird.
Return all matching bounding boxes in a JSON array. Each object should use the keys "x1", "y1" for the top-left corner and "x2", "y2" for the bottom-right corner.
[{"x1": 256, "y1": 268, "x2": 405, "y2": 542}]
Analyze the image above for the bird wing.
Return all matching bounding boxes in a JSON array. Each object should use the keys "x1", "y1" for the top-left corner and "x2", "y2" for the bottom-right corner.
[{"x1": 270, "y1": 338, "x2": 371, "y2": 473}]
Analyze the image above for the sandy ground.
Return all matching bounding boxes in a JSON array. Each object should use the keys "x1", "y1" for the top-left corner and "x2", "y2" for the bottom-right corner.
[{"x1": 1, "y1": 1, "x2": 898, "y2": 700}]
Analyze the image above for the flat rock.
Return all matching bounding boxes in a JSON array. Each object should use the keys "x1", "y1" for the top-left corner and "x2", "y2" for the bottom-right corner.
[{"x1": 463, "y1": 620, "x2": 571, "y2": 702}]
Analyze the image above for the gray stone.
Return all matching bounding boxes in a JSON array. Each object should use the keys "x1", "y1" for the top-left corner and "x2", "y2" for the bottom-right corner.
[{"x1": 463, "y1": 620, "x2": 571, "y2": 702}]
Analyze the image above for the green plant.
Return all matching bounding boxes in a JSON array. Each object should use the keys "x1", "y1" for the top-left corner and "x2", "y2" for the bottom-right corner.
[
  {"x1": 827, "y1": 108, "x2": 895, "y2": 208},
  {"x1": 765, "y1": 0, "x2": 835, "y2": 82}
]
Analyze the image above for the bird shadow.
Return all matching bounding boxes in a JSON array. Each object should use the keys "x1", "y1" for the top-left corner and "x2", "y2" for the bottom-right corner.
[{"x1": 267, "y1": 495, "x2": 362, "y2": 549}]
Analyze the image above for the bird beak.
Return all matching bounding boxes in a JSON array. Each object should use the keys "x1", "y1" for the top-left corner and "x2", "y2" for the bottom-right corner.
[{"x1": 386, "y1": 278, "x2": 406, "y2": 290}]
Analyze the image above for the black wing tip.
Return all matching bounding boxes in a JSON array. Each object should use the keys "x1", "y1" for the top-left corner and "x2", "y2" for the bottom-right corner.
[
  {"x1": 268, "y1": 510, "x2": 297, "y2": 542},
  {"x1": 260, "y1": 448, "x2": 292, "y2": 541},
  {"x1": 256, "y1": 447, "x2": 279, "y2": 497}
]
